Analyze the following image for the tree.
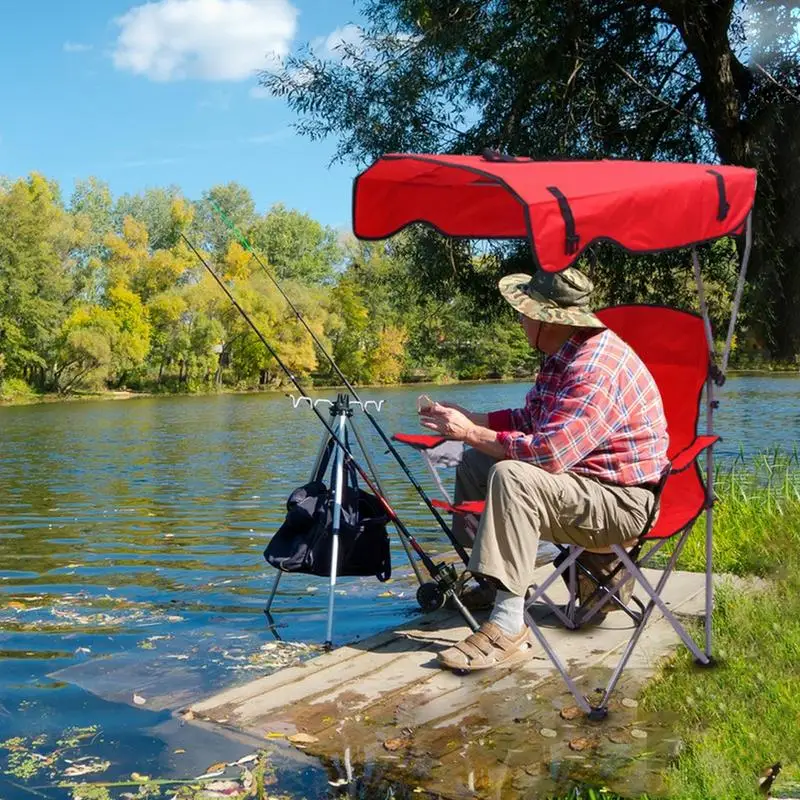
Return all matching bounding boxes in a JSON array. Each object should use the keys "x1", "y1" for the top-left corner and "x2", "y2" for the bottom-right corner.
[
  {"x1": 193, "y1": 182, "x2": 257, "y2": 258},
  {"x1": 114, "y1": 186, "x2": 189, "y2": 251},
  {"x1": 262, "y1": 1, "x2": 800, "y2": 359},
  {"x1": 249, "y1": 203, "x2": 343, "y2": 283},
  {"x1": 69, "y1": 177, "x2": 114, "y2": 302},
  {"x1": 0, "y1": 173, "x2": 77, "y2": 387}
]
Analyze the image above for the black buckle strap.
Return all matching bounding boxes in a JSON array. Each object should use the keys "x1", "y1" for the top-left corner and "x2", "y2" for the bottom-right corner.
[
  {"x1": 546, "y1": 185, "x2": 580, "y2": 255},
  {"x1": 481, "y1": 148, "x2": 519, "y2": 163},
  {"x1": 706, "y1": 169, "x2": 731, "y2": 221}
]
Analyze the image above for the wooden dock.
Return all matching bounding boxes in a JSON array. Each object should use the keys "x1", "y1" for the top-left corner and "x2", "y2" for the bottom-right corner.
[{"x1": 187, "y1": 567, "x2": 743, "y2": 798}]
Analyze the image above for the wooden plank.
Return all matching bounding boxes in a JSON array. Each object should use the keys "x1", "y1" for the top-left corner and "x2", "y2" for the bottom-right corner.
[
  {"x1": 192, "y1": 568, "x2": 710, "y2": 726},
  {"x1": 185, "y1": 567, "x2": 759, "y2": 800}
]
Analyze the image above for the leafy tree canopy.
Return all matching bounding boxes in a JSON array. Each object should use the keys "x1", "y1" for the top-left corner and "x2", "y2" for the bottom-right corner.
[{"x1": 262, "y1": 0, "x2": 800, "y2": 358}]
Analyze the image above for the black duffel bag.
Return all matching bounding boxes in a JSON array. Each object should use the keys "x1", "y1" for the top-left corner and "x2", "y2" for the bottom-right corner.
[{"x1": 264, "y1": 441, "x2": 391, "y2": 581}]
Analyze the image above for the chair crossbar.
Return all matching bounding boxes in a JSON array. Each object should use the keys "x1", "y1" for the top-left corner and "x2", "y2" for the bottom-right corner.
[
  {"x1": 613, "y1": 537, "x2": 708, "y2": 664},
  {"x1": 525, "y1": 522, "x2": 708, "y2": 716}
]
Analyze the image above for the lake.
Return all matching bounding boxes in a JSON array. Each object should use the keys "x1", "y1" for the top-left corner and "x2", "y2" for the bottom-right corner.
[{"x1": 0, "y1": 376, "x2": 798, "y2": 797}]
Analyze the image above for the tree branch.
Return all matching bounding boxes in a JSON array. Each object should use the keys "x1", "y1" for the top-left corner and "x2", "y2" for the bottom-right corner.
[
  {"x1": 753, "y1": 62, "x2": 800, "y2": 104},
  {"x1": 611, "y1": 58, "x2": 712, "y2": 132}
]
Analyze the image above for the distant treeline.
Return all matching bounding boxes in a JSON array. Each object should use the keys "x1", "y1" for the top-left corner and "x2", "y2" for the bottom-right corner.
[{"x1": 0, "y1": 174, "x2": 541, "y2": 399}]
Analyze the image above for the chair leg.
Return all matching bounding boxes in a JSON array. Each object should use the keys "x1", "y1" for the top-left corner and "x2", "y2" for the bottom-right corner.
[
  {"x1": 612, "y1": 542, "x2": 709, "y2": 665},
  {"x1": 525, "y1": 529, "x2": 709, "y2": 718},
  {"x1": 523, "y1": 604, "x2": 592, "y2": 715},
  {"x1": 529, "y1": 546, "x2": 585, "y2": 630}
]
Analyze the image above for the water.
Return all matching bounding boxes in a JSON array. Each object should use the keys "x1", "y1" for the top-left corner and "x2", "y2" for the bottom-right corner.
[{"x1": 0, "y1": 376, "x2": 798, "y2": 798}]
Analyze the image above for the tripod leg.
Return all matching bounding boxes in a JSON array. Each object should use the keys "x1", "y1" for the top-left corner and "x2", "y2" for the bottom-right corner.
[
  {"x1": 325, "y1": 412, "x2": 347, "y2": 649},
  {"x1": 309, "y1": 425, "x2": 333, "y2": 481},
  {"x1": 265, "y1": 570, "x2": 282, "y2": 613}
]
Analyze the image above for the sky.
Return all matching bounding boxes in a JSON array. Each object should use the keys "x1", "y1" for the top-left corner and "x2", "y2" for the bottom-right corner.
[{"x1": 0, "y1": 0, "x2": 367, "y2": 230}]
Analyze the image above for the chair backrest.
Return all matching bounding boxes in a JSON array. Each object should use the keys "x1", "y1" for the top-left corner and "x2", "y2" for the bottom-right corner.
[
  {"x1": 595, "y1": 305, "x2": 709, "y2": 460},
  {"x1": 595, "y1": 305, "x2": 711, "y2": 539}
]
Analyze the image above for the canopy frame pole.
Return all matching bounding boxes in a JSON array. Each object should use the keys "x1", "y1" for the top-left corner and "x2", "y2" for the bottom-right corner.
[
  {"x1": 721, "y1": 211, "x2": 754, "y2": 375},
  {"x1": 691, "y1": 247, "x2": 716, "y2": 362},
  {"x1": 691, "y1": 246, "x2": 718, "y2": 662}
]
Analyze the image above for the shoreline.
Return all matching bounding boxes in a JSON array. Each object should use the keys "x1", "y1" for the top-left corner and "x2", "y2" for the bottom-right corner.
[{"x1": 1, "y1": 367, "x2": 798, "y2": 409}]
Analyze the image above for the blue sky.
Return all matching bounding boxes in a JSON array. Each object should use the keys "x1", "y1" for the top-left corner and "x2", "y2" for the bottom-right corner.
[{"x1": 0, "y1": 0, "x2": 366, "y2": 230}]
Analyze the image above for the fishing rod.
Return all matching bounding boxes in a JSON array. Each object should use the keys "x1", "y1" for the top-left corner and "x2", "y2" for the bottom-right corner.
[
  {"x1": 207, "y1": 200, "x2": 475, "y2": 567},
  {"x1": 180, "y1": 233, "x2": 479, "y2": 629}
]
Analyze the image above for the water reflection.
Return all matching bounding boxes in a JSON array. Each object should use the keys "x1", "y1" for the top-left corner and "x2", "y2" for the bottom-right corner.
[{"x1": 0, "y1": 377, "x2": 798, "y2": 797}]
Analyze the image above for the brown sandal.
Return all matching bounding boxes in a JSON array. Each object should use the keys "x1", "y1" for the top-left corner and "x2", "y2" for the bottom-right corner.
[{"x1": 437, "y1": 622, "x2": 536, "y2": 672}]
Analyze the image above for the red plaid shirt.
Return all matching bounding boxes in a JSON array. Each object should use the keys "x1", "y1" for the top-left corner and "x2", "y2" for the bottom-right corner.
[{"x1": 487, "y1": 329, "x2": 668, "y2": 485}]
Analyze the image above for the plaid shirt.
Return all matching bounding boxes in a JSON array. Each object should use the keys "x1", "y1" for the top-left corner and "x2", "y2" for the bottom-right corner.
[{"x1": 487, "y1": 329, "x2": 669, "y2": 485}]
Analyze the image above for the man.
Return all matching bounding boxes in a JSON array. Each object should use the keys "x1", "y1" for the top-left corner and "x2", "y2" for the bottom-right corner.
[{"x1": 419, "y1": 267, "x2": 669, "y2": 671}]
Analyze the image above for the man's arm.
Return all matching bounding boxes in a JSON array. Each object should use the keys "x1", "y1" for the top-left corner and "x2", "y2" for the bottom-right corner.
[
  {"x1": 440, "y1": 403, "x2": 489, "y2": 427},
  {"x1": 418, "y1": 405, "x2": 506, "y2": 458}
]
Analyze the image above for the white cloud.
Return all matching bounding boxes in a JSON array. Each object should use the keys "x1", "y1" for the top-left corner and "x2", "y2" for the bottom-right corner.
[
  {"x1": 113, "y1": 0, "x2": 298, "y2": 82},
  {"x1": 309, "y1": 23, "x2": 364, "y2": 61},
  {"x1": 64, "y1": 41, "x2": 93, "y2": 53},
  {"x1": 319, "y1": 24, "x2": 364, "y2": 58}
]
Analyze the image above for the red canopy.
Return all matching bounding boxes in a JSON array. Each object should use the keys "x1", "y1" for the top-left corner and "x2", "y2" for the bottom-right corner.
[{"x1": 352, "y1": 153, "x2": 757, "y2": 273}]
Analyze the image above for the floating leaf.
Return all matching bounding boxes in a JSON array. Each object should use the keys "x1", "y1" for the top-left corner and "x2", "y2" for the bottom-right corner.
[
  {"x1": 288, "y1": 732, "x2": 318, "y2": 745},
  {"x1": 559, "y1": 705, "x2": 583, "y2": 720},
  {"x1": 132, "y1": 694, "x2": 146, "y2": 706},
  {"x1": 539, "y1": 728, "x2": 557, "y2": 738},
  {"x1": 63, "y1": 759, "x2": 111, "y2": 777},
  {"x1": 568, "y1": 737, "x2": 596, "y2": 752},
  {"x1": 264, "y1": 732, "x2": 285, "y2": 739},
  {"x1": 630, "y1": 728, "x2": 648, "y2": 740},
  {"x1": 621, "y1": 697, "x2": 639, "y2": 708},
  {"x1": 204, "y1": 779, "x2": 241, "y2": 792},
  {"x1": 194, "y1": 769, "x2": 225, "y2": 780},
  {"x1": 383, "y1": 737, "x2": 411, "y2": 752}
]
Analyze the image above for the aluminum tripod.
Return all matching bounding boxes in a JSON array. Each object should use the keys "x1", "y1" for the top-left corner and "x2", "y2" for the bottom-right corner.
[{"x1": 264, "y1": 394, "x2": 425, "y2": 649}]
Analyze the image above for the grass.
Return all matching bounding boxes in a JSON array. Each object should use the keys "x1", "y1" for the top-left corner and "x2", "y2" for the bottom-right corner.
[
  {"x1": 670, "y1": 448, "x2": 800, "y2": 577},
  {"x1": 552, "y1": 453, "x2": 800, "y2": 800},
  {"x1": 633, "y1": 451, "x2": 800, "y2": 799}
]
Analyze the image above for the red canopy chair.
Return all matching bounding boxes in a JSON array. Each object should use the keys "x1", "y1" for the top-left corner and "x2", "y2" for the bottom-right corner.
[{"x1": 352, "y1": 151, "x2": 757, "y2": 717}]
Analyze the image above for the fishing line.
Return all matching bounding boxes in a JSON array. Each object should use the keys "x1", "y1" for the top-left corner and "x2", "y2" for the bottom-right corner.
[
  {"x1": 180, "y1": 232, "x2": 449, "y2": 580},
  {"x1": 207, "y1": 200, "x2": 473, "y2": 565}
]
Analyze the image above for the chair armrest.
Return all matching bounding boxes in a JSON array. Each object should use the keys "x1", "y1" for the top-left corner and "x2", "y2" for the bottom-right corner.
[
  {"x1": 392, "y1": 433, "x2": 448, "y2": 449},
  {"x1": 670, "y1": 435, "x2": 720, "y2": 473}
]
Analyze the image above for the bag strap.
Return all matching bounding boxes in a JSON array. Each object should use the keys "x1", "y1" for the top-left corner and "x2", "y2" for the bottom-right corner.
[{"x1": 314, "y1": 436, "x2": 337, "y2": 483}]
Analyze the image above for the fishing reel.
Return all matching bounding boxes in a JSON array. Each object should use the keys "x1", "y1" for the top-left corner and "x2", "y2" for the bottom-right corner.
[{"x1": 415, "y1": 561, "x2": 461, "y2": 613}]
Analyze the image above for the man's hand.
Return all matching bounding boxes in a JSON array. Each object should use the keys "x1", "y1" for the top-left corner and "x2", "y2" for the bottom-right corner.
[
  {"x1": 419, "y1": 399, "x2": 489, "y2": 427},
  {"x1": 419, "y1": 403, "x2": 476, "y2": 441}
]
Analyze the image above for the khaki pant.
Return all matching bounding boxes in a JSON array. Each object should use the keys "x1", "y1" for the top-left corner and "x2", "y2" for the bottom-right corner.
[{"x1": 454, "y1": 449, "x2": 657, "y2": 597}]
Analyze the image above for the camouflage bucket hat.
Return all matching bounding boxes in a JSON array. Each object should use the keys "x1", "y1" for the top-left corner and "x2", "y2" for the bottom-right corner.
[{"x1": 498, "y1": 267, "x2": 606, "y2": 329}]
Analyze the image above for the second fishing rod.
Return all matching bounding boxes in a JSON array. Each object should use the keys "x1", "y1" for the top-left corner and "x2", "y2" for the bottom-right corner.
[
  {"x1": 208, "y1": 200, "x2": 476, "y2": 570},
  {"x1": 180, "y1": 233, "x2": 480, "y2": 631}
]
